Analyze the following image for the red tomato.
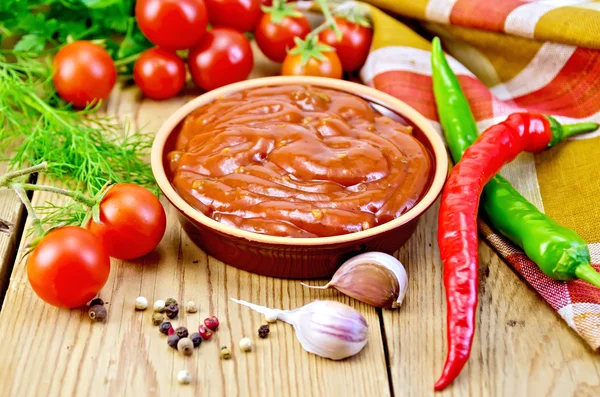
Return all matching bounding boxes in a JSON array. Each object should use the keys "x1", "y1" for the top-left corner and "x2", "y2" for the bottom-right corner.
[
  {"x1": 27, "y1": 227, "x2": 110, "y2": 309},
  {"x1": 52, "y1": 41, "x2": 116, "y2": 108},
  {"x1": 255, "y1": 12, "x2": 311, "y2": 63},
  {"x1": 135, "y1": 0, "x2": 208, "y2": 50},
  {"x1": 281, "y1": 50, "x2": 342, "y2": 79},
  {"x1": 204, "y1": 0, "x2": 261, "y2": 32},
  {"x1": 87, "y1": 184, "x2": 167, "y2": 260},
  {"x1": 318, "y1": 17, "x2": 373, "y2": 72},
  {"x1": 133, "y1": 48, "x2": 186, "y2": 100},
  {"x1": 188, "y1": 27, "x2": 254, "y2": 91}
]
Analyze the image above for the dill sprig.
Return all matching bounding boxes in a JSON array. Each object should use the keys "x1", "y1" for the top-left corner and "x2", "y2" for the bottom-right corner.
[{"x1": 0, "y1": 53, "x2": 158, "y2": 231}]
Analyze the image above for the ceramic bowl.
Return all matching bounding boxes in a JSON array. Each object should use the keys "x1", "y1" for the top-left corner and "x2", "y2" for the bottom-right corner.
[{"x1": 151, "y1": 76, "x2": 448, "y2": 278}]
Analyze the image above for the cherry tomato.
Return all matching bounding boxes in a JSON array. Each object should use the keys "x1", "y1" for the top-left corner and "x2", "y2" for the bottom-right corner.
[
  {"x1": 318, "y1": 17, "x2": 373, "y2": 72},
  {"x1": 87, "y1": 184, "x2": 167, "y2": 260},
  {"x1": 133, "y1": 48, "x2": 186, "y2": 100},
  {"x1": 27, "y1": 227, "x2": 110, "y2": 309},
  {"x1": 52, "y1": 41, "x2": 116, "y2": 108},
  {"x1": 255, "y1": 11, "x2": 311, "y2": 63},
  {"x1": 281, "y1": 49, "x2": 343, "y2": 79},
  {"x1": 188, "y1": 27, "x2": 254, "y2": 91},
  {"x1": 135, "y1": 0, "x2": 208, "y2": 50},
  {"x1": 204, "y1": 0, "x2": 261, "y2": 32}
]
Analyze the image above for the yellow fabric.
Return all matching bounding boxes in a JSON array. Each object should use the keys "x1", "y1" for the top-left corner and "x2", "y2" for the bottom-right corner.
[
  {"x1": 536, "y1": 6, "x2": 600, "y2": 49},
  {"x1": 535, "y1": 137, "x2": 600, "y2": 242},
  {"x1": 366, "y1": 5, "x2": 430, "y2": 51},
  {"x1": 428, "y1": 24, "x2": 542, "y2": 83},
  {"x1": 364, "y1": 0, "x2": 428, "y2": 20}
]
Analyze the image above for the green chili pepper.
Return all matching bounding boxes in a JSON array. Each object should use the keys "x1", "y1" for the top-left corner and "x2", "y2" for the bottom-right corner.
[{"x1": 431, "y1": 36, "x2": 600, "y2": 288}]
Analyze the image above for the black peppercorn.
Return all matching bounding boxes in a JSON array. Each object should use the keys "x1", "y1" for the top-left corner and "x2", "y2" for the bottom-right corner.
[
  {"x1": 89, "y1": 305, "x2": 107, "y2": 322},
  {"x1": 167, "y1": 334, "x2": 180, "y2": 349},
  {"x1": 165, "y1": 298, "x2": 178, "y2": 307},
  {"x1": 159, "y1": 321, "x2": 172, "y2": 335},
  {"x1": 166, "y1": 303, "x2": 179, "y2": 319},
  {"x1": 258, "y1": 324, "x2": 270, "y2": 339},
  {"x1": 190, "y1": 332, "x2": 202, "y2": 347},
  {"x1": 175, "y1": 326, "x2": 189, "y2": 338},
  {"x1": 89, "y1": 298, "x2": 104, "y2": 307}
]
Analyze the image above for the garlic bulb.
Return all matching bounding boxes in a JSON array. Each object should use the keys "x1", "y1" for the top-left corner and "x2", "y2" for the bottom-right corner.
[
  {"x1": 302, "y1": 252, "x2": 408, "y2": 309},
  {"x1": 230, "y1": 298, "x2": 368, "y2": 360}
]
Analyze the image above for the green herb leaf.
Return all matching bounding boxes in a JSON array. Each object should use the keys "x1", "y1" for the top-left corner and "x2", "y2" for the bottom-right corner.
[
  {"x1": 116, "y1": 17, "x2": 152, "y2": 60},
  {"x1": 13, "y1": 34, "x2": 47, "y2": 52},
  {"x1": 0, "y1": 53, "x2": 158, "y2": 235},
  {"x1": 81, "y1": 0, "x2": 124, "y2": 9}
]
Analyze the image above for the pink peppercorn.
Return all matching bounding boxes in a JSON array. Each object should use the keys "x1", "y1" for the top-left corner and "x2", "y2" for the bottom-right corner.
[
  {"x1": 198, "y1": 324, "x2": 213, "y2": 340},
  {"x1": 204, "y1": 316, "x2": 219, "y2": 331},
  {"x1": 168, "y1": 326, "x2": 175, "y2": 336}
]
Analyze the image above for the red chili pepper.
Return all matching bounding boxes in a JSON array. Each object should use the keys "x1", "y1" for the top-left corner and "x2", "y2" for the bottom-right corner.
[{"x1": 435, "y1": 113, "x2": 598, "y2": 390}]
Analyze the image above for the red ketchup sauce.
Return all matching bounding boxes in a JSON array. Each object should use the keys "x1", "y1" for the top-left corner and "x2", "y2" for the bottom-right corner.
[{"x1": 168, "y1": 85, "x2": 432, "y2": 237}]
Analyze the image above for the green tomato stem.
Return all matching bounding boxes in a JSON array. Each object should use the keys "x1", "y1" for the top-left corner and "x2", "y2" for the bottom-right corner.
[
  {"x1": 114, "y1": 52, "x2": 141, "y2": 67},
  {"x1": 14, "y1": 183, "x2": 97, "y2": 207},
  {"x1": 0, "y1": 162, "x2": 48, "y2": 186},
  {"x1": 11, "y1": 183, "x2": 45, "y2": 237},
  {"x1": 574, "y1": 264, "x2": 600, "y2": 289},
  {"x1": 314, "y1": 0, "x2": 341, "y2": 40}
]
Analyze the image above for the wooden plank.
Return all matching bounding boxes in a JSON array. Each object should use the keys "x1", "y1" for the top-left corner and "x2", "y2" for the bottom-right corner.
[
  {"x1": 383, "y1": 200, "x2": 600, "y2": 397},
  {"x1": 0, "y1": 69, "x2": 391, "y2": 396},
  {"x1": 0, "y1": 162, "x2": 27, "y2": 306}
]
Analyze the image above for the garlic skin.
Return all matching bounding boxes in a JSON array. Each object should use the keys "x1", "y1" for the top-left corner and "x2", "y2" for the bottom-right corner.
[
  {"x1": 230, "y1": 298, "x2": 368, "y2": 360},
  {"x1": 302, "y1": 252, "x2": 409, "y2": 309}
]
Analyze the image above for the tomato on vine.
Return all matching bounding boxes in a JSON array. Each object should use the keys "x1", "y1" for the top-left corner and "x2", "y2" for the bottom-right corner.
[
  {"x1": 205, "y1": 0, "x2": 262, "y2": 33},
  {"x1": 133, "y1": 48, "x2": 186, "y2": 100},
  {"x1": 135, "y1": 0, "x2": 208, "y2": 50},
  {"x1": 27, "y1": 226, "x2": 110, "y2": 309},
  {"x1": 87, "y1": 184, "x2": 167, "y2": 260},
  {"x1": 52, "y1": 41, "x2": 117, "y2": 108},
  {"x1": 281, "y1": 40, "x2": 342, "y2": 78},
  {"x1": 280, "y1": 1, "x2": 343, "y2": 79},
  {"x1": 318, "y1": 15, "x2": 372, "y2": 72},
  {"x1": 187, "y1": 27, "x2": 254, "y2": 91},
  {"x1": 255, "y1": 0, "x2": 311, "y2": 63}
]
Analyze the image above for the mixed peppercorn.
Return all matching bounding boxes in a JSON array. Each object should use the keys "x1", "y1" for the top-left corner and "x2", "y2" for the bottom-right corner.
[{"x1": 97, "y1": 294, "x2": 278, "y2": 386}]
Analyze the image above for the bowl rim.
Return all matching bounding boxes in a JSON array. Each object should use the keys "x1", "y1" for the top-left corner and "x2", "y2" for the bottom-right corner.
[{"x1": 151, "y1": 76, "x2": 448, "y2": 246}]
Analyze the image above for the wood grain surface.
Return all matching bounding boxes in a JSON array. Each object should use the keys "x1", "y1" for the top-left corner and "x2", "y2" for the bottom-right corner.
[
  {"x1": 0, "y1": 162, "x2": 26, "y2": 304},
  {"x1": 0, "y1": 44, "x2": 598, "y2": 397}
]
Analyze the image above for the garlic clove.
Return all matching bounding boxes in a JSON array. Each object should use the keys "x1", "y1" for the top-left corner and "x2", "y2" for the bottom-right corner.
[
  {"x1": 302, "y1": 252, "x2": 408, "y2": 309},
  {"x1": 230, "y1": 298, "x2": 369, "y2": 361},
  {"x1": 292, "y1": 301, "x2": 368, "y2": 360}
]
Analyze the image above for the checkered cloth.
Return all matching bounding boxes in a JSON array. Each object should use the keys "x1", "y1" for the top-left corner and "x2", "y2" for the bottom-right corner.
[{"x1": 355, "y1": 0, "x2": 600, "y2": 350}]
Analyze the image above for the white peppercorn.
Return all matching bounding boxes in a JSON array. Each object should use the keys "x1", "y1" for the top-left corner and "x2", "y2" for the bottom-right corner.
[
  {"x1": 177, "y1": 370, "x2": 191, "y2": 385},
  {"x1": 153, "y1": 300, "x2": 166, "y2": 313},
  {"x1": 135, "y1": 296, "x2": 148, "y2": 310},
  {"x1": 239, "y1": 337, "x2": 252, "y2": 352}
]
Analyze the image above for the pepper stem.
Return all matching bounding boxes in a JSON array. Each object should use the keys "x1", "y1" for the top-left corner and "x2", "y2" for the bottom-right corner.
[
  {"x1": 574, "y1": 264, "x2": 600, "y2": 289},
  {"x1": 561, "y1": 122, "x2": 599, "y2": 138}
]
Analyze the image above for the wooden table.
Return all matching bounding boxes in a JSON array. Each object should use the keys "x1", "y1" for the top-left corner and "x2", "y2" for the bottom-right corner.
[{"x1": 0, "y1": 46, "x2": 598, "y2": 397}]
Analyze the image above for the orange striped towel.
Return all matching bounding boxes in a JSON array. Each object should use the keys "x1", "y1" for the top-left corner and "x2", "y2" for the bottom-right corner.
[{"x1": 353, "y1": 0, "x2": 600, "y2": 350}]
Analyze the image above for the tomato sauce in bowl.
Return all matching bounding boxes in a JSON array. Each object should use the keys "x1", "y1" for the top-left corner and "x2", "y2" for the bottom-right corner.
[{"x1": 167, "y1": 85, "x2": 432, "y2": 238}]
